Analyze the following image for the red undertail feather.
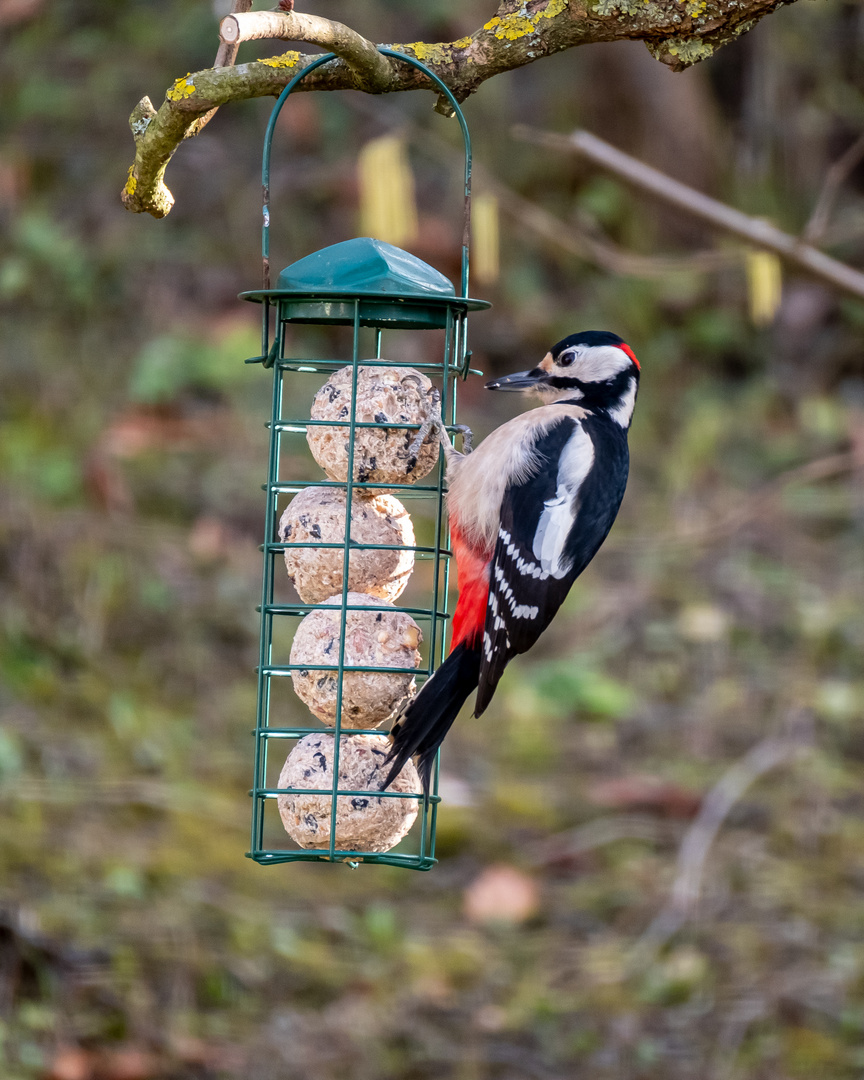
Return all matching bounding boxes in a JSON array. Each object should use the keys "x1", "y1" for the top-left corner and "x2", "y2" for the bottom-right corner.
[{"x1": 449, "y1": 525, "x2": 491, "y2": 652}]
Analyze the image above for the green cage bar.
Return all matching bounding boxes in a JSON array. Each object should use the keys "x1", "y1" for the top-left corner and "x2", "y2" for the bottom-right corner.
[{"x1": 241, "y1": 51, "x2": 489, "y2": 870}]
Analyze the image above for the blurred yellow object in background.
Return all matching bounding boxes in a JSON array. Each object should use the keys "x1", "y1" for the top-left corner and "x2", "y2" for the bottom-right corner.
[
  {"x1": 472, "y1": 192, "x2": 500, "y2": 285},
  {"x1": 746, "y1": 249, "x2": 783, "y2": 326},
  {"x1": 358, "y1": 134, "x2": 418, "y2": 247}
]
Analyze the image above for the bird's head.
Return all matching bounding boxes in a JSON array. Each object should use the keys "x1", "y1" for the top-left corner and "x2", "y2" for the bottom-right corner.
[{"x1": 485, "y1": 331, "x2": 640, "y2": 426}]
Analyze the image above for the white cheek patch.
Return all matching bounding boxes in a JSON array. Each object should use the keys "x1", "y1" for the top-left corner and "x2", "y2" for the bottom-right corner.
[
  {"x1": 609, "y1": 376, "x2": 637, "y2": 427},
  {"x1": 532, "y1": 424, "x2": 595, "y2": 579},
  {"x1": 575, "y1": 345, "x2": 631, "y2": 383}
]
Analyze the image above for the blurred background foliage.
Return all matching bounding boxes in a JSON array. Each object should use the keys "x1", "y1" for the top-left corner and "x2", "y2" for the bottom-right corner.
[{"x1": 2, "y1": 0, "x2": 864, "y2": 1077}]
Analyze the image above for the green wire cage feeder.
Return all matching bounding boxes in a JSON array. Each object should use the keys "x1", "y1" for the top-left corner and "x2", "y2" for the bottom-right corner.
[{"x1": 241, "y1": 51, "x2": 489, "y2": 871}]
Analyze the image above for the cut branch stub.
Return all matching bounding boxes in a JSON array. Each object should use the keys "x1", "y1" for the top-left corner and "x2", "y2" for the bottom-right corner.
[
  {"x1": 219, "y1": 11, "x2": 393, "y2": 92},
  {"x1": 214, "y1": 0, "x2": 253, "y2": 69}
]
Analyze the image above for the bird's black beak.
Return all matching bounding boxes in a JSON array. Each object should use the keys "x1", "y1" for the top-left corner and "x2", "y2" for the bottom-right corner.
[{"x1": 485, "y1": 367, "x2": 548, "y2": 392}]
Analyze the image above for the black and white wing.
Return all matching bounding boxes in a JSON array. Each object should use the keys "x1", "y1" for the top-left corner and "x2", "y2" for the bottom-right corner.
[{"x1": 475, "y1": 414, "x2": 629, "y2": 715}]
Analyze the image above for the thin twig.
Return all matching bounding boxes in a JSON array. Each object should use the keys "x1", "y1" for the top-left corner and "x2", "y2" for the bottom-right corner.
[
  {"x1": 629, "y1": 733, "x2": 810, "y2": 969},
  {"x1": 528, "y1": 813, "x2": 680, "y2": 867},
  {"x1": 187, "y1": 0, "x2": 253, "y2": 140},
  {"x1": 669, "y1": 445, "x2": 864, "y2": 548},
  {"x1": 803, "y1": 131, "x2": 864, "y2": 246},
  {"x1": 514, "y1": 125, "x2": 864, "y2": 303},
  {"x1": 493, "y1": 182, "x2": 737, "y2": 278}
]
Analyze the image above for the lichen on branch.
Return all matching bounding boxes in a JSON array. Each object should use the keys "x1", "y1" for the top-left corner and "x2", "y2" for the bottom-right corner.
[{"x1": 122, "y1": 0, "x2": 794, "y2": 218}]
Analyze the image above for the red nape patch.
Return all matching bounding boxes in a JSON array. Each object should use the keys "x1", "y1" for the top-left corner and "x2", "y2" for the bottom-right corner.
[{"x1": 618, "y1": 343, "x2": 640, "y2": 370}]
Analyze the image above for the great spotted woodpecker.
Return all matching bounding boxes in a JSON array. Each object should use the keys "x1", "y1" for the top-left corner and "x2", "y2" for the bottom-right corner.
[{"x1": 383, "y1": 331, "x2": 640, "y2": 793}]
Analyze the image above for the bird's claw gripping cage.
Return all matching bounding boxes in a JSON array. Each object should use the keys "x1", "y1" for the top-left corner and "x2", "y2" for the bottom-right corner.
[{"x1": 241, "y1": 51, "x2": 489, "y2": 870}]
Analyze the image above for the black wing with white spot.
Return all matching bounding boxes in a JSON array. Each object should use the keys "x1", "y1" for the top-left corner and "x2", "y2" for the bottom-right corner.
[{"x1": 475, "y1": 413, "x2": 629, "y2": 715}]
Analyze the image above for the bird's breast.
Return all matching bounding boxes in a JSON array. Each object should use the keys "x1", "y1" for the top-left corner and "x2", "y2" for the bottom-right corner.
[{"x1": 446, "y1": 403, "x2": 588, "y2": 553}]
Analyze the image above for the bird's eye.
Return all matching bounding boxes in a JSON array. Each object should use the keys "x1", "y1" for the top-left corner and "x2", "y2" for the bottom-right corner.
[{"x1": 559, "y1": 349, "x2": 578, "y2": 367}]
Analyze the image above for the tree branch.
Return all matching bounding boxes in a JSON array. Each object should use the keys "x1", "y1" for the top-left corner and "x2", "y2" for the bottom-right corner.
[
  {"x1": 123, "y1": 0, "x2": 796, "y2": 218},
  {"x1": 514, "y1": 126, "x2": 864, "y2": 304}
]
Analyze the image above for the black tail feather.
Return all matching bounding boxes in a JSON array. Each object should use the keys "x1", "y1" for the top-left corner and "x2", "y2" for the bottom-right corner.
[{"x1": 383, "y1": 642, "x2": 481, "y2": 794}]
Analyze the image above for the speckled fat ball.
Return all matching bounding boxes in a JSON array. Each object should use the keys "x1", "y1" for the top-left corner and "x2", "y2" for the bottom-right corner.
[
  {"x1": 290, "y1": 593, "x2": 422, "y2": 727},
  {"x1": 280, "y1": 487, "x2": 414, "y2": 604},
  {"x1": 307, "y1": 365, "x2": 439, "y2": 484},
  {"x1": 277, "y1": 732, "x2": 421, "y2": 852}
]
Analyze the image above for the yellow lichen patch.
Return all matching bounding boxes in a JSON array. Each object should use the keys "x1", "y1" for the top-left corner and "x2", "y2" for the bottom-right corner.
[
  {"x1": 402, "y1": 38, "x2": 474, "y2": 63},
  {"x1": 484, "y1": 14, "x2": 534, "y2": 38},
  {"x1": 123, "y1": 167, "x2": 137, "y2": 197},
  {"x1": 403, "y1": 42, "x2": 452, "y2": 64},
  {"x1": 685, "y1": 0, "x2": 708, "y2": 16},
  {"x1": 543, "y1": 0, "x2": 569, "y2": 18},
  {"x1": 257, "y1": 51, "x2": 301, "y2": 69},
  {"x1": 166, "y1": 74, "x2": 196, "y2": 102},
  {"x1": 484, "y1": 0, "x2": 568, "y2": 40}
]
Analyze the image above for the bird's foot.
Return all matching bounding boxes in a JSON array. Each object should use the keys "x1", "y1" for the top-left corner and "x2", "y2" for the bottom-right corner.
[
  {"x1": 453, "y1": 424, "x2": 473, "y2": 454},
  {"x1": 406, "y1": 390, "x2": 473, "y2": 471}
]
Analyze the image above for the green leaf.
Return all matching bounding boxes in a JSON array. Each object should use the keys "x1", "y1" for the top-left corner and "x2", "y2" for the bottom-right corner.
[{"x1": 528, "y1": 659, "x2": 634, "y2": 719}]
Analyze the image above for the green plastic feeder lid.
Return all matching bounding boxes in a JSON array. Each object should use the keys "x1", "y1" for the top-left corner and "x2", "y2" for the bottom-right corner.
[
  {"x1": 240, "y1": 237, "x2": 490, "y2": 329},
  {"x1": 278, "y1": 237, "x2": 455, "y2": 296}
]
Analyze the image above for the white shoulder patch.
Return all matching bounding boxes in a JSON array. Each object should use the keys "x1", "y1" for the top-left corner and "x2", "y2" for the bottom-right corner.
[
  {"x1": 609, "y1": 376, "x2": 637, "y2": 427},
  {"x1": 532, "y1": 424, "x2": 595, "y2": 579}
]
